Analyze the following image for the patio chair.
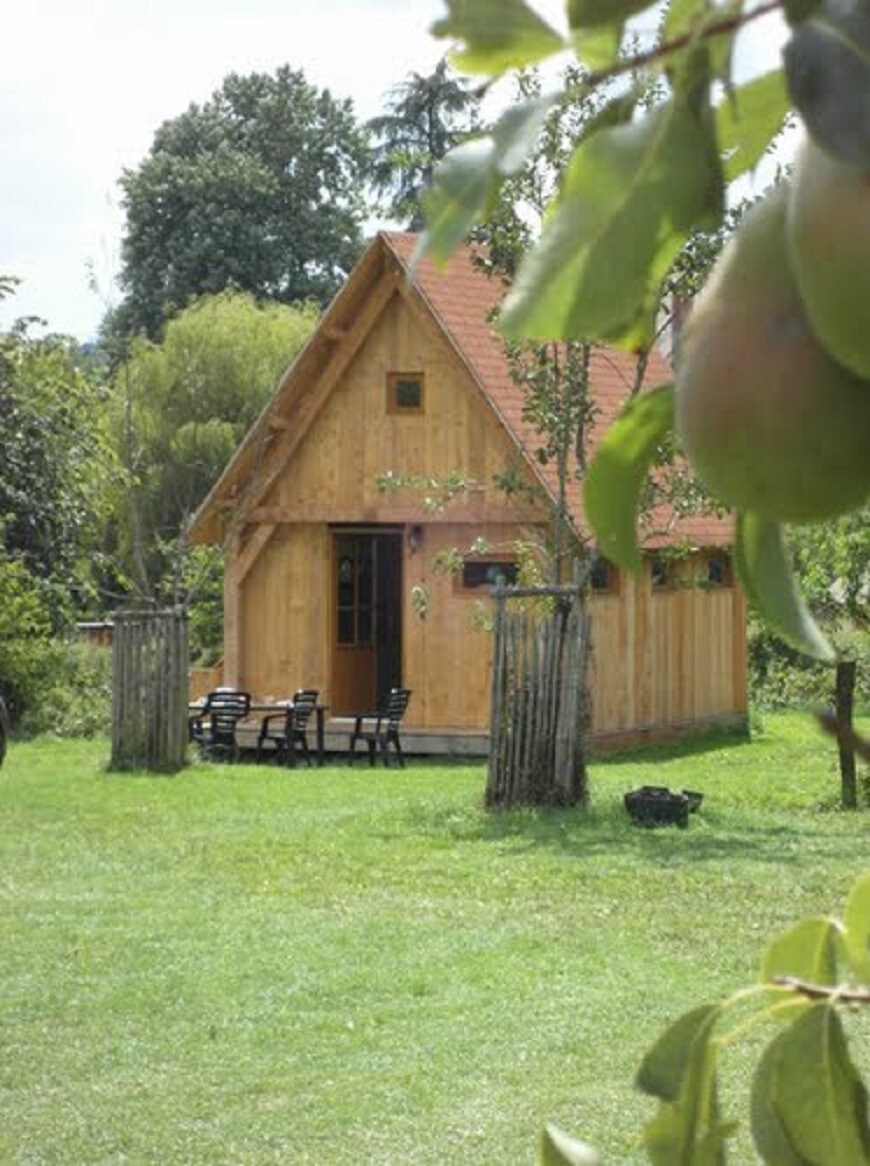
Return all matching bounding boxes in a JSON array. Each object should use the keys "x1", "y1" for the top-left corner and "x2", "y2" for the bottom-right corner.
[
  {"x1": 256, "y1": 689, "x2": 320, "y2": 767},
  {"x1": 189, "y1": 688, "x2": 251, "y2": 761},
  {"x1": 348, "y1": 687, "x2": 411, "y2": 768}
]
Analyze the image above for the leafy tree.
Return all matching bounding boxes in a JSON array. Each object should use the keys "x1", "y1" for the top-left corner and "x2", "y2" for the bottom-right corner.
[
  {"x1": 0, "y1": 316, "x2": 117, "y2": 618},
  {"x1": 107, "y1": 289, "x2": 318, "y2": 600},
  {"x1": 117, "y1": 67, "x2": 371, "y2": 339},
  {"x1": 368, "y1": 58, "x2": 479, "y2": 228}
]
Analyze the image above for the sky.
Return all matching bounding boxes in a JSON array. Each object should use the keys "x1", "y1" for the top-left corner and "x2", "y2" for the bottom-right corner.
[{"x1": 1, "y1": 0, "x2": 790, "y2": 342}]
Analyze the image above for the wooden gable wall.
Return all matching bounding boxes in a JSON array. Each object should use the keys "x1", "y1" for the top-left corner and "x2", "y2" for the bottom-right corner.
[{"x1": 256, "y1": 286, "x2": 546, "y2": 524}]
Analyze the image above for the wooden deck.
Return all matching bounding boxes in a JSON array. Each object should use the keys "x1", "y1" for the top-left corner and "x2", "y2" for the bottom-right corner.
[
  {"x1": 232, "y1": 711, "x2": 748, "y2": 762},
  {"x1": 233, "y1": 716, "x2": 488, "y2": 760}
]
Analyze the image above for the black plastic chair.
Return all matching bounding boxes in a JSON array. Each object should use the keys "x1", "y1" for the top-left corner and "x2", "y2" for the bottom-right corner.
[
  {"x1": 257, "y1": 689, "x2": 319, "y2": 767},
  {"x1": 189, "y1": 688, "x2": 251, "y2": 760},
  {"x1": 348, "y1": 688, "x2": 411, "y2": 768}
]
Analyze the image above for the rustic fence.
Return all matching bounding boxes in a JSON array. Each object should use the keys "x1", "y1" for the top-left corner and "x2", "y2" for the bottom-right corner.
[
  {"x1": 486, "y1": 579, "x2": 590, "y2": 809},
  {"x1": 110, "y1": 608, "x2": 189, "y2": 772}
]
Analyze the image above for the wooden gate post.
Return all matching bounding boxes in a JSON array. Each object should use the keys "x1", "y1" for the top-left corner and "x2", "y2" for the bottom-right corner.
[
  {"x1": 110, "y1": 608, "x2": 189, "y2": 773},
  {"x1": 485, "y1": 577, "x2": 590, "y2": 809}
]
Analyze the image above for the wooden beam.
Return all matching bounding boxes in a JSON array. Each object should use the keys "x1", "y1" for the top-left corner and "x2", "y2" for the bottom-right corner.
[
  {"x1": 240, "y1": 269, "x2": 401, "y2": 514},
  {"x1": 245, "y1": 502, "x2": 547, "y2": 525},
  {"x1": 237, "y1": 522, "x2": 277, "y2": 585}
]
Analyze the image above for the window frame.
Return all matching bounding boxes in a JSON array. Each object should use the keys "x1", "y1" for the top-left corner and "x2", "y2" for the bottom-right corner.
[
  {"x1": 386, "y1": 371, "x2": 425, "y2": 415},
  {"x1": 458, "y1": 559, "x2": 520, "y2": 593},
  {"x1": 649, "y1": 554, "x2": 675, "y2": 593},
  {"x1": 589, "y1": 556, "x2": 620, "y2": 597},
  {"x1": 704, "y1": 551, "x2": 733, "y2": 589}
]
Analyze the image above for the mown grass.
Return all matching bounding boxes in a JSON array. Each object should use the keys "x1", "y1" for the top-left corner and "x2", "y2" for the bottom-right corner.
[{"x1": 1, "y1": 713, "x2": 868, "y2": 1164}]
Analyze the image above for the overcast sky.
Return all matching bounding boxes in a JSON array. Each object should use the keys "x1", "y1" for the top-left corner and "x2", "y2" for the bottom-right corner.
[{"x1": 1, "y1": 0, "x2": 789, "y2": 342}]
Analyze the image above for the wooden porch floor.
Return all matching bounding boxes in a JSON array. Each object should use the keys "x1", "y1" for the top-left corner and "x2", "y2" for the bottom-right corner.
[{"x1": 234, "y1": 717, "x2": 489, "y2": 760}]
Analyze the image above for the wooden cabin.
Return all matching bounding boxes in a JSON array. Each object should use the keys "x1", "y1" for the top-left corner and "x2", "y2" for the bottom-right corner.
[{"x1": 187, "y1": 232, "x2": 747, "y2": 753}]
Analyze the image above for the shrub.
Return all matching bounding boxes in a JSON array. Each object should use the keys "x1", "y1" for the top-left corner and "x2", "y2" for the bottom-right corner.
[{"x1": 19, "y1": 641, "x2": 112, "y2": 739}]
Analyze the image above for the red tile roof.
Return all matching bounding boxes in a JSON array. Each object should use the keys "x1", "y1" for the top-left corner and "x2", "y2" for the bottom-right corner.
[{"x1": 383, "y1": 231, "x2": 732, "y2": 550}]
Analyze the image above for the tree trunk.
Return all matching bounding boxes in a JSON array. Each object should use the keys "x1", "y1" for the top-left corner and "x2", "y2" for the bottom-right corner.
[{"x1": 836, "y1": 659, "x2": 858, "y2": 810}]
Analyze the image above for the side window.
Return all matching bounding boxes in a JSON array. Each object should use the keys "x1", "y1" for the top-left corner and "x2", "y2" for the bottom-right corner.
[
  {"x1": 461, "y1": 560, "x2": 519, "y2": 590},
  {"x1": 650, "y1": 555, "x2": 673, "y2": 591},
  {"x1": 590, "y1": 556, "x2": 619, "y2": 595},
  {"x1": 705, "y1": 552, "x2": 733, "y2": 588},
  {"x1": 386, "y1": 372, "x2": 424, "y2": 414}
]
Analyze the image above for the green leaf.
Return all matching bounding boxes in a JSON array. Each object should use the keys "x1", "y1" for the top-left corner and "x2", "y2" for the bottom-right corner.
[
  {"x1": 663, "y1": 0, "x2": 741, "y2": 84},
  {"x1": 432, "y1": 0, "x2": 564, "y2": 75},
  {"x1": 491, "y1": 93, "x2": 559, "y2": 175},
  {"x1": 784, "y1": 0, "x2": 870, "y2": 169},
  {"x1": 751, "y1": 1029, "x2": 815, "y2": 1166},
  {"x1": 734, "y1": 512, "x2": 834, "y2": 662},
  {"x1": 583, "y1": 385, "x2": 674, "y2": 574},
  {"x1": 418, "y1": 140, "x2": 497, "y2": 264},
  {"x1": 567, "y1": 0, "x2": 657, "y2": 28},
  {"x1": 499, "y1": 99, "x2": 723, "y2": 347},
  {"x1": 539, "y1": 1123, "x2": 599, "y2": 1164},
  {"x1": 571, "y1": 25, "x2": 623, "y2": 71},
  {"x1": 757, "y1": 1003, "x2": 870, "y2": 1164},
  {"x1": 843, "y1": 871, "x2": 870, "y2": 986},
  {"x1": 418, "y1": 95, "x2": 555, "y2": 264},
  {"x1": 637, "y1": 1005, "x2": 731, "y2": 1164},
  {"x1": 761, "y1": 917, "x2": 840, "y2": 993},
  {"x1": 575, "y1": 92, "x2": 638, "y2": 146},
  {"x1": 637, "y1": 1004, "x2": 721, "y2": 1101},
  {"x1": 717, "y1": 70, "x2": 792, "y2": 182}
]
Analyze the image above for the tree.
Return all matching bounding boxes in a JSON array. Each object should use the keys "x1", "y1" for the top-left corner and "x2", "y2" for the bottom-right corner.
[
  {"x1": 789, "y1": 511, "x2": 870, "y2": 807},
  {"x1": 117, "y1": 67, "x2": 371, "y2": 339},
  {"x1": 0, "y1": 314, "x2": 117, "y2": 618},
  {"x1": 368, "y1": 58, "x2": 479, "y2": 228},
  {"x1": 107, "y1": 289, "x2": 318, "y2": 603}
]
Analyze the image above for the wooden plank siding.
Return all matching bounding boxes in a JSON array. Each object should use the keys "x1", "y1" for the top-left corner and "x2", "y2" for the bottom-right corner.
[{"x1": 588, "y1": 555, "x2": 747, "y2": 742}]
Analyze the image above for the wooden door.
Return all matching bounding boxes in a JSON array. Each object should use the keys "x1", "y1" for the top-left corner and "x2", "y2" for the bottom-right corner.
[{"x1": 331, "y1": 531, "x2": 403, "y2": 715}]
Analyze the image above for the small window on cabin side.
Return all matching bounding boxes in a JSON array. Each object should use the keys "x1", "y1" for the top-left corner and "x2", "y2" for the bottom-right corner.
[
  {"x1": 650, "y1": 555, "x2": 673, "y2": 591},
  {"x1": 461, "y1": 560, "x2": 519, "y2": 590},
  {"x1": 706, "y1": 552, "x2": 733, "y2": 588},
  {"x1": 387, "y1": 372, "x2": 424, "y2": 414},
  {"x1": 590, "y1": 556, "x2": 619, "y2": 595}
]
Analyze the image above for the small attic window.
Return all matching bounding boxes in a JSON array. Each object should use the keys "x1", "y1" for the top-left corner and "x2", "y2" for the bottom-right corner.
[{"x1": 387, "y1": 372, "x2": 424, "y2": 414}]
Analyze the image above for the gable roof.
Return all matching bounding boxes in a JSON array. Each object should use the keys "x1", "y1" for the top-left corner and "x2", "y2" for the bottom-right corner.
[{"x1": 188, "y1": 230, "x2": 732, "y2": 550}]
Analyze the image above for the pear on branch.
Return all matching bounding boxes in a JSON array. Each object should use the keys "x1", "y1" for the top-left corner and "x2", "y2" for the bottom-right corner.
[
  {"x1": 788, "y1": 133, "x2": 870, "y2": 380},
  {"x1": 675, "y1": 184, "x2": 870, "y2": 524}
]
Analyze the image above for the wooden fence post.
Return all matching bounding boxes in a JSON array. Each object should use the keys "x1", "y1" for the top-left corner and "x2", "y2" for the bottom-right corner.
[
  {"x1": 486, "y1": 576, "x2": 590, "y2": 809},
  {"x1": 110, "y1": 608, "x2": 189, "y2": 773}
]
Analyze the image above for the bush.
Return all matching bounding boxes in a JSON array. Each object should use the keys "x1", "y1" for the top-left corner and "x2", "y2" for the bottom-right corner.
[
  {"x1": 0, "y1": 550, "x2": 112, "y2": 736},
  {"x1": 18, "y1": 641, "x2": 112, "y2": 739},
  {"x1": 749, "y1": 619, "x2": 870, "y2": 712},
  {"x1": 0, "y1": 555, "x2": 57, "y2": 725}
]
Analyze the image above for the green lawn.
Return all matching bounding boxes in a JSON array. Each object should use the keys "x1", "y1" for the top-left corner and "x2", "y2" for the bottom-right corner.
[{"x1": 1, "y1": 714, "x2": 868, "y2": 1164}]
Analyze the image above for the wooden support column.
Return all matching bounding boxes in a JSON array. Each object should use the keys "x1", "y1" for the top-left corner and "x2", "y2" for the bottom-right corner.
[
  {"x1": 732, "y1": 579, "x2": 748, "y2": 715},
  {"x1": 223, "y1": 528, "x2": 243, "y2": 688}
]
